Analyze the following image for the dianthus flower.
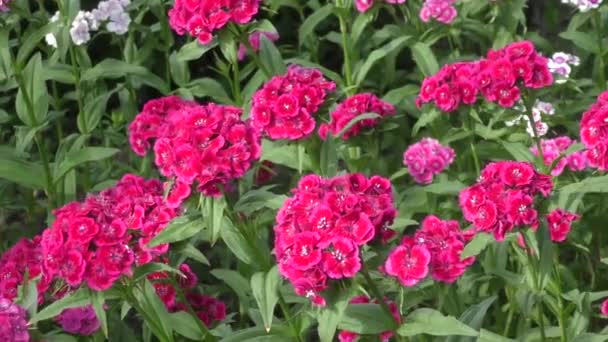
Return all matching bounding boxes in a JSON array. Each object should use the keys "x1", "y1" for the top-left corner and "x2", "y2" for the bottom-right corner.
[
  {"x1": 0, "y1": 0, "x2": 11, "y2": 12},
  {"x1": 69, "y1": 1, "x2": 131, "y2": 45},
  {"x1": 402, "y1": 138, "x2": 455, "y2": 184},
  {"x1": 506, "y1": 100, "x2": 554, "y2": 137},
  {"x1": 274, "y1": 174, "x2": 397, "y2": 304},
  {"x1": 0, "y1": 298, "x2": 30, "y2": 342},
  {"x1": 238, "y1": 31, "x2": 279, "y2": 61},
  {"x1": 0, "y1": 236, "x2": 50, "y2": 301},
  {"x1": 318, "y1": 93, "x2": 395, "y2": 140},
  {"x1": 548, "y1": 52, "x2": 580, "y2": 84},
  {"x1": 251, "y1": 65, "x2": 336, "y2": 140},
  {"x1": 338, "y1": 296, "x2": 401, "y2": 342},
  {"x1": 579, "y1": 91, "x2": 608, "y2": 171},
  {"x1": 56, "y1": 305, "x2": 100, "y2": 336},
  {"x1": 602, "y1": 299, "x2": 608, "y2": 316},
  {"x1": 417, "y1": 41, "x2": 553, "y2": 112},
  {"x1": 354, "y1": 0, "x2": 406, "y2": 13},
  {"x1": 40, "y1": 174, "x2": 181, "y2": 292},
  {"x1": 129, "y1": 96, "x2": 261, "y2": 197},
  {"x1": 168, "y1": 0, "x2": 260, "y2": 44},
  {"x1": 419, "y1": 0, "x2": 458, "y2": 24},
  {"x1": 459, "y1": 161, "x2": 553, "y2": 241},
  {"x1": 561, "y1": 0, "x2": 602, "y2": 12},
  {"x1": 149, "y1": 263, "x2": 226, "y2": 327},
  {"x1": 530, "y1": 136, "x2": 588, "y2": 176},
  {"x1": 384, "y1": 237, "x2": 431, "y2": 287},
  {"x1": 546, "y1": 209, "x2": 580, "y2": 242}
]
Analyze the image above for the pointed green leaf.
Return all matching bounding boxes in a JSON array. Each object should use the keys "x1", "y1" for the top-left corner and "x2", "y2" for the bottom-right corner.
[
  {"x1": 398, "y1": 308, "x2": 478, "y2": 337},
  {"x1": 251, "y1": 266, "x2": 280, "y2": 332}
]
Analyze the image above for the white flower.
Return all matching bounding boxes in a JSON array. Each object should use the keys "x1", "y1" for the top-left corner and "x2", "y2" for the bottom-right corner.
[
  {"x1": 45, "y1": 11, "x2": 61, "y2": 48},
  {"x1": 107, "y1": 11, "x2": 131, "y2": 35},
  {"x1": 70, "y1": 11, "x2": 93, "y2": 46}
]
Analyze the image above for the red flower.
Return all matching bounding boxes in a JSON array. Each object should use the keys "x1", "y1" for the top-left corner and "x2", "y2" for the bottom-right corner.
[
  {"x1": 319, "y1": 237, "x2": 361, "y2": 278},
  {"x1": 546, "y1": 209, "x2": 580, "y2": 242},
  {"x1": 68, "y1": 217, "x2": 100, "y2": 244},
  {"x1": 291, "y1": 232, "x2": 322, "y2": 271},
  {"x1": 384, "y1": 240, "x2": 431, "y2": 287}
]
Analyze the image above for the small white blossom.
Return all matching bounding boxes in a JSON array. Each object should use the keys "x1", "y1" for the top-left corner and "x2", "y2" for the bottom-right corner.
[
  {"x1": 45, "y1": 11, "x2": 61, "y2": 48},
  {"x1": 548, "y1": 52, "x2": 579, "y2": 84},
  {"x1": 561, "y1": 0, "x2": 602, "y2": 12}
]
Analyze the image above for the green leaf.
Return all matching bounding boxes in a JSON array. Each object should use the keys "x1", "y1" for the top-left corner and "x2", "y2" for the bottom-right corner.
[
  {"x1": 188, "y1": 77, "x2": 232, "y2": 103},
  {"x1": 298, "y1": 4, "x2": 334, "y2": 45},
  {"x1": 559, "y1": 175, "x2": 608, "y2": 195},
  {"x1": 148, "y1": 215, "x2": 206, "y2": 247},
  {"x1": 261, "y1": 140, "x2": 312, "y2": 171},
  {"x1": 559, "y1": 31, "x2": 598, "y2": 53},
  {"x1": 572, "y1": 334, "x2": 608, "y2": 342},
  {"x1": 477, "y1": 329, "x2": 515, "y2": 341},
  {"x1": 355, "y1": 36, "x2": 410, "y2": 85},
  {"x1": 169, "y1": 51, "x2": 190, "y2": 87},
  {"x1": 219, "y1": 326, "x2": 291, "y2": 342},
  {"x1": 259, "y1": 35, "x2": 286, "y2": 76},
  {"x1": 90, "y1": 290, "x2": 108, "y2": 338},
  {"x1": 42, "y1": 334, "x2": 79, "y2": 342},
  {"x1": 132, "y1": 263, "x2": 183, "y2": 283},
  {"x1": 501, "y1": 141, "x2": 534, "y2": 162},
  {"x1": 383, "y1": 85, "x2": 420, "y2": 105},
  {"x1": 220, "y1": 218, "x2": 254, "y2": 264},
  {"x1": 423, "y1": 180, "x2": 466, "y2": 195},
  {"x1": 78, "y1": 90, "x2": 116, "y2": 134},
  {"x1": 398, "y1": 308, "x2": 478, "y2": 337},
  {"x1": 317, "y1": 294, "x2": 350, "y2": 342},
  {"x1": 134, "y1": 279, "x2": 174, "y2": 342},
  {"x1": 412, "y1": 109, "x2": 440, "y2": 135},
  {"x1": 335, "y1": 112, "x2": 382, "y2": 139},
  {"x1": 461, "y1": 233, "x2": 493, "y2": 259},
  {"x1": 16, "y1": 277, "x2": 39, "y2": 317},
  {"x1": 177, "y1": 40, "x2": 218, "y2": 61},
  {"x1": 234, "y1": 186, "x2": 287, "y2": 215},
  {"x1": 447, "y1": 297, "x2": 497, "y2": 342},
  {"x1": 54, "y1": 147, "x2": 119, "y2": 182},
  {"x1": 16, "y1": 53, "x2": 48, "y2": 126},
  {"x1": 30, "y1": 287, "x2": 90, "y2": 323},
  {"x1": 411, "y1": 42, "x2": 439, "y2": 76},
  {"x1": 174, "y1": 243, "x2": 210, "y2": 265},
  {"x1": 202, "y1": 196, "x2": 226, "y2": 244},
  {"x1": 338, "y1": 303, "x2": 395, "y2": 334},
  {"x1": 320, "y1": 136, "x2": 338, "y2": 177},
  {"x1": 17, "y1": 23, "x2": 55, "y2": 64},
  {"x1": 0, "y1": 152, "x2": 45, "y2": 189},
  {"x1": 251, "y1": 266, "x2": 280, "y2": 332},
  {"x1": 211, "y1": 269, "x2": 252, "y2": 307},
  {"x1": 81, "y1": 59, "x2": 168, "y2": 93},
  {"x1": 170, "y1": 311, "x2": 205, "y2": 340}
]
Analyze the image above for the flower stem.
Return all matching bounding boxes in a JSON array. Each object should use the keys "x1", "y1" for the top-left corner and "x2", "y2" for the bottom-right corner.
[
  {"x1": 237, "y1": 32, "x2": 272, "y2": 80},
  {"x1": 523, "y1": 94, "x2": 545, "y2": 172},
  {"x1": 359, "y1": 260, "x2": 402, "y2": 334},
  {"x1": 336, "y1": 5, "x2": 355, "y2": 95},
  {"x1": 593, "y1": 10, "x2": 606, "y2": 89}
]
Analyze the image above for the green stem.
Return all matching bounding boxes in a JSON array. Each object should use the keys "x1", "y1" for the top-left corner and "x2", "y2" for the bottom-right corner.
[
  {"x1": 523, "y1": 94, "x2": 545, "y2": 172},
  {"x1": 233, "y1": 27, "x2": 272, "y2": 80},
  {"x1": 555, "y1": 260, "x2": 568, "y2": 342},
  {"x1": 277, "y1": 291, "x2": 303, "y2": 342},
  {"x1": 168, "y1": 276, "x2": 214, "y2": 341},
  {"x1": 593, "y1": 10, "x2": 606, "y2": 89},
  {"x1": 359, "y1": 261, "x2": 402, "y2": 335},
  {"x1": 537, "y1": 301, "x2": 546, "y2": 342},
  {"x1": 337, "y1": 6, "x2": 355, "y2": 95},
  {"x1": 232, "y1": 59, "x2": 242, "y2": 105}
]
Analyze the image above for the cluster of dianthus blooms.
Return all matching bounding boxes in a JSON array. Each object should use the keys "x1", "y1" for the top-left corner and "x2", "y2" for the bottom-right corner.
[
  {"x1": 0, "y1": 0, "x2": 12, "y2": 12},
  {"x1": 506, "y1": 100, "x2": 555, "y2": 137},
  {"x1": 354, "y1": 0, "x2": 404, "y2": 12},
  {"x1": 129, "y1": 96, "x2": 261, "y2": 198},
  {"x1": 56, "y1": 305, "x2": 100, "y2": 336},
  {"x1": 168, "y1": 0, "x2": 260, "y2": 44},
  {"x1": 41, "y1": 174, "x2": 181, "y2": 291},
  {"x1": 459, "y1": 161, "x2": 553, "y2": 241},
  {"x1": 238, "y1": 31, "x2": 279, "y2": 61},
  {"x1": 0, "y1": 298, "x2": 29, "y2": 342},
  {"x1": 530, "y1": 136, "x2": 588, "y2": 176},
  {"x1": 561, "y1": 0, "x2": 602, "y2": 12},
  {"x1": 546, "y1": 208, "x2": 580, "y2": 242},
  {"x1": 402, "y1": 138, "x2": 455, "y2": 184},
  {"x1": 318, "y1": 93, "x2": 395, "y2": 140},
  {"x1": 579, "y1": 91, "x2": 608, "y2": 171},
  {"x1": 417, "y1": 41, "x2": 553, "y2": 112},
  {"x1": 338, "y1": 296, "x2": 401, "y2": 342},
  {"x1": 384, "y1": 215, "x2": 474, "y2": 287},
  {"x1": 274, "y1": 174, "x2": 397, "y2": 305},
  {"x1": 0, "y1": 236, "x2": 49, "y2": 301},
  {"x1": 251, "y1": 65, "x2": 336, "y2": 140},
  {"x1": 150, "y1": 263, "x2": 226, "y2": 327},
  {"x1": 70, "y1": 0, "x2": 131, "y2": 45},
  {"x1": 419, "y1": 0, "x2": 458, "y2": 24},
  {"x1": 548, "y1": 52, "x2": 580, "y2": 84}
]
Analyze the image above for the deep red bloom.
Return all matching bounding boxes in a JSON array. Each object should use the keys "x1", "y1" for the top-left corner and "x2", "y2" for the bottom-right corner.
[
  {"x1": 319, "y1": 237, "x2": 361, "y2": 278},
  {"x1": 546, "y1": 209, "x2": 580, "y2": 242},
  {"x1": 384, "y1": 239, "x2": 431, "y2": 286}
]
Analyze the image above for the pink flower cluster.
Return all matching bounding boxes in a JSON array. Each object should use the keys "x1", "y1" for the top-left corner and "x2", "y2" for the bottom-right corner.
[
  {"x1": 251, "y1": 65, "x2": 336, "y2": 140},
  {"x1": 530, "y1": 136, "x2": 588, "y2": 176},
  {"x1": 318, "y1": 93, "x2": 395, "y2": 140},
  {"x1": 459, "y1": 161, "x2": 553, "y2": 241},
  {"x1": 57, "y1": 305, "x2": 100, "y2": 336},
  {"x1": 274, "y1": 174, "x2": 397, "y2": 305},
  {"x1": 238, "y1": 31, "x2": 279, "y2": 61},
  {"x1": 580, "y1": 91, "x2": 608, "y2": 171},
  {"x1": 168, "y1": 0, "x2": 260, "y2": 44},
  {"x1": 420, "y1": 0, "x2": 458, "y2": 24},
  {"x1": 129, "y1": 96, "x2": 261, "y2": 198},
  {"x1": 0, "y1": 237, "x2": 48, "y2": 301},
  {"x1": 354, "y1": 0, "x2": 405, "y2": 13},
  {"x1": 0, "y1": 298, "x2": 29, "y2": 342},
  {"x1": 0, "y1": 0, "x2": 11, "y2": 12},
  {"x1": 403, "y1": 138, "x2": 455, "y2": 184},
  {"x1": 384, "y1": 216, "x2": 474, "y2": 287},
  {"x1": 338, "y1": 296, "x2": 401, "y2": 342},
  {"x1": 417, "y1": 41, "x2": 553, "y2": 112},
  {"x1": 41, "y1": 174, "x2": 181, "y2": 292},
  {"x1": 546, "y1": 208, "x2": 580, "y2": 243},
  {"x1": 150, "y1": 264, "x2": 226, "y2": 327}
]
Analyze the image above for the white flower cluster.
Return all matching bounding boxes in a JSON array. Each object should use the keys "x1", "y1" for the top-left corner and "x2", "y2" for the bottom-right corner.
[
  {"x1": 506, "y1": 100, "x2": 555, "y2": 137},
  {"x1": 548, "y1": 52, "x2": 580, "y2": 84},
  {"x1": 561, "y1": 0, "x2": 603, "y2": 12},
  {"x1": 70, "y1": 0, "x2": 131, "y2": 46},
  {"x1": 45, "y1": 12, "x2": 61, "y2": 48}
]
